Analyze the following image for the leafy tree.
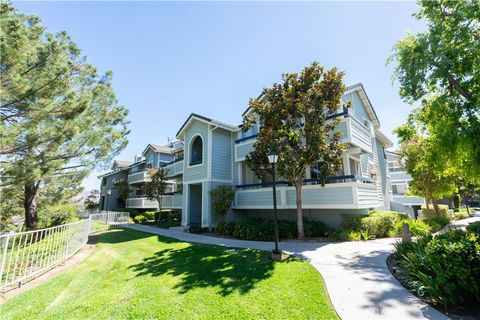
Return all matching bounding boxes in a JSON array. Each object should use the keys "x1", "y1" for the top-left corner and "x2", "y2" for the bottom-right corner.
[
  {"x1": 243, "y1": 62, "x2": 346, "y2": 239},
  {"x1": 209, "y1": 186, "x2": 235, "y2": 222},
  {"x1": 0, "y1": 3, "x2": 129, "y2": 229},
  {"x1": 389, "y1": 0, "x2": 480, "y2": 178},
  {"x1": 113, "y1": 179, "x2": 130, "y2": 207},
  {"x1": 144, "y1": 167, "x2": 169, "y2": 223},
  {"x1": 395, "y1": 116, "x2": 457, "y2": 216}
]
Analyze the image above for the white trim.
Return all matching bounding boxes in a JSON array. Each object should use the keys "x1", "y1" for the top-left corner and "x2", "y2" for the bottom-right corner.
[
  {"x1": 176, "y1": 115, "x2": 238, "y2": 139},
  {"x1": 187, "y1": 134, "x2": 205, "y2": 168},
  {"x1": 208, "y1": 125, "x2": 213, "y2": 180},
  {"x1": 183, "y1": 179, "x2": 208, "y2": 184}
]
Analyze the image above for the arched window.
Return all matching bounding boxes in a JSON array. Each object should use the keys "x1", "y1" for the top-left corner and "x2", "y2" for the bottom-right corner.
[{"x1": 190, "y1": 136, "x2": 203, "y2": 165}]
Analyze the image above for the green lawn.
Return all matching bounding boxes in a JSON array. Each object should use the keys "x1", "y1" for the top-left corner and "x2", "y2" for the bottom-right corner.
[{"x1": 1, "y1": 229, "x2": 337, "y2": 320}]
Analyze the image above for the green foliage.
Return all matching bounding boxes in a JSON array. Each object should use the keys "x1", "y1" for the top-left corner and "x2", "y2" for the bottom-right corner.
[
  {"x1": 326, "y1": 229, "x2": 349, "y2": 241},
  {"x1": 243, "y1": 62, "x2": 346, "y2": 239},
  {"x1": 424, "y1": 215, "x2": 450, "y2": 233},
  {"x1": 390, "y1": 0, "x2": 480, "y2": 179},
  {"x1": 143, "y1": 211, "x2": 156, "y2": 221},
  {"x1": 144, "y1": 168, "x2": 169, "y2": 220},
  {"x1": 466, "y1": 222, "x2": 480, "y2": 235},
  {"x1": 394, "y1": 230, "x2": 480, "y2": 309},
  {"x1": 454, "y1": 211, "x2": 469, "y2": 221},
  {"x1": 0, "y1": 3, "x2": 129, "y2": 229},
  {"x1": 188, "y1": 225, "x2": 204, "y2": 234},
  {"x1": 38, "y1": 203, "x2": 78, "y2": 228},
  {"x1": 113, "y1": 179, "x2": 130, "y2": 206},
  {"x1": 216, "y1": 219, "x2": 327, "y2": 241},
  {"x1": 209, "y1": 186, "x2": 235, "y2": 221},
  {"x1": 345, "y1": 211, "x2": 408, "y2": 238},
  {"x1": 133, "y1": 215, "x2": 147, "y2": 224},
  {"x1": 421, "y1": 204, "x2": 449, "y2": 220},
  {"x1": 392, "y1": 219, "x2": 431, "y2": 237}
]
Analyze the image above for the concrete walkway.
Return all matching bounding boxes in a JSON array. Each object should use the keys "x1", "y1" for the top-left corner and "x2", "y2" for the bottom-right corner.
[{"x1": 124, "y1": 224, "x2": 448, "y2": 320}]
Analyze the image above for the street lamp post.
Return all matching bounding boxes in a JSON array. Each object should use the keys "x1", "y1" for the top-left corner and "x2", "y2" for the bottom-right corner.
[
  {"x1": 268, "y1": 149, "x2": 282, "y2": 260},
  {"x1": 106, "y1": 189, "x2": 112, "y2": 212}
]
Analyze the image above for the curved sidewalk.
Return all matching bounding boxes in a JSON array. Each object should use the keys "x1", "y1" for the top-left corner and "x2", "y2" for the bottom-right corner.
[{"x1": 124, "y1": 223, "x2": 449, "y2": 320}]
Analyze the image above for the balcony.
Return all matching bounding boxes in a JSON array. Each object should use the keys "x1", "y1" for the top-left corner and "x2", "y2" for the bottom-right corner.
[
  {"x1": 234, "y1": 177, "x2": 383, "y2": 209},
  {"x1": 234, "y1": 114, "x2": 372, "y2": 162},
  {"x1": 340, "y1": 116, "x2": 372, "y2": 153},
  {"x1": 127, "y1": 171, "x2": 150, "y2": 184},
  {"x1": 126, "y1": 197, "x2": 158, "y2": 209},
  {"x1": 163, "y1": 159, "x2": 184, "y2": 177},
  {"x1": 162, "y1": 192, "x2": 183, "y2": 209}
]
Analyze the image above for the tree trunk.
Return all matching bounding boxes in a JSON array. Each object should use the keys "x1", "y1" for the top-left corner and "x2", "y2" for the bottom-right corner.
[
  {"x1": 294, "y1": 180, "x2": 305, "y2": 240},
  {"x1": 156, "y1": 196, "x2": 163, "y2": 223},
  {"x1": 432, "y1": 197, "x2": 441, "y2": 217},
  {"x1": 425, "y1": 197, "x2": 431, "y2": 210},
  {"x1": 24, "y1": 183, "x2": 39, "y2": 230}
]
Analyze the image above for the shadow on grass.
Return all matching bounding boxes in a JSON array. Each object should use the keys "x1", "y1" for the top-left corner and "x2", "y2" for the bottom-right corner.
[{"x1": 128, "y1": 237, "x2": 282, "y2": 296}]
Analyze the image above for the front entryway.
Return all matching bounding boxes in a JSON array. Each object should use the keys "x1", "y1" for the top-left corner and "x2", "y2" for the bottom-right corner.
[{"x1": 189, "y1": 184, "x2": 202, "y2": 224}]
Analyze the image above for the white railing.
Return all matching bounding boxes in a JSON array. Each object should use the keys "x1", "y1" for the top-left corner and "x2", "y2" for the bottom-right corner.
[{"x1": 0, "y1": 211, "x2": 129, "y2": 291}]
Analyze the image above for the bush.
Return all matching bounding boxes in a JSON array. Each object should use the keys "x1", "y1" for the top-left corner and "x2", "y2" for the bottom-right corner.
[
  {"x1": 345, "y1": 211, "x2": 408, "y2": 238},
  {"x1": 424, "y1": 215, "x2": 450, "y2": 233},
  {"x1": 188, "y1": 224, "x2": 204, "y2": 234},
  {"x1": 393, "y1": 219, "x2": 431, "y2": 237},
  {"x1": 38, "y1": 203, "x2": 78, "y2": 227},
  {"x1": 421, "y1": 204, "x2": 449, "y2": 219},
  {"x1": 304, "y1": 220, "x2": 328, "y2": 238},
  {"x1": 454, "y1": 211, "x2": 469, "y2": 220},
  {"x1": 466, "y1": 221, "x2": 480, "y2": 235},
  {"x1": 133, "y1": 215, "x2": 147, "y2": 224},
  {"x1": 143, "y1": 211, "x2": 156, "y2": 221},
  {"x1": 216, "y1": 221, "x2": 236, "y2": 237},
  {"x1": 326, "y1": 229, "x2": 349, "y2": 241},
  {"x1": 394, "y1": 229, "x2": 480, "y2": 309}
]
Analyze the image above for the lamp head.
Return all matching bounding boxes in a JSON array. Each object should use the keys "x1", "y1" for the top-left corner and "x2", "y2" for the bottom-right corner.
[{"x1": 267, "y1": 149, "x2": 278, "y2": 164}]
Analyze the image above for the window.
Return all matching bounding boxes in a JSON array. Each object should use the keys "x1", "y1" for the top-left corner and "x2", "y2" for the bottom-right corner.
[
  {"x1": 349, "y1": 158, "x2": 361, "y2": 176},
  {"x1": 190, "y1": 136, "x2": 203, "y2": 165}
]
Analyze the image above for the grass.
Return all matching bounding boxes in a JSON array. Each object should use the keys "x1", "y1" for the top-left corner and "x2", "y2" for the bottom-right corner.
[{"x1": 1, "y1": 228, "x2": 337, "y2": 320}]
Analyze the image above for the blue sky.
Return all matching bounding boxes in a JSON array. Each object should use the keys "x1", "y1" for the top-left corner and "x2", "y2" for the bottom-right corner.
[{"x1": 16, "y1": 1, "x2": 424, "y2": 191}]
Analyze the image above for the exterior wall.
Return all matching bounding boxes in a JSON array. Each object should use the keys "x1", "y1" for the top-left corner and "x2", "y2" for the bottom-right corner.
[
  {"x1": 183, "y1": 121, "x2": 209, "y2": 183},
  {"x1": 343, "y1": 91, "x2": 369, "y2": 123},
  {"x1": 211, "y1": 128, "x2": 233, "y2": 181},
  {"x1": 100, "y1": 170, "x2": 128, "y2": 211}
]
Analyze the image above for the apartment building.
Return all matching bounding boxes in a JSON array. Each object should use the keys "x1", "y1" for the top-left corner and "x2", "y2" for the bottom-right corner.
[
  {"x1": 386, "y1": 151, "x2": 424, "y2": 218},
  {"x1": 99, "y1": 83, "x2": 394, "y2": 228}
]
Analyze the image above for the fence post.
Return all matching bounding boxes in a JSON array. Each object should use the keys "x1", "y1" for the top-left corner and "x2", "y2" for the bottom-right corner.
[{"x1": 0, "y1": 234, "x2": 11, "y2": 286}]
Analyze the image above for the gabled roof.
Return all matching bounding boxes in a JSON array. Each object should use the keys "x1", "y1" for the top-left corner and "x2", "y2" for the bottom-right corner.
[
  {"x1": 175, "y1": 113, "x2": 239, "y2": 139},
  {"x1": 345, "y1": 83, "x2": 381, "y2": 128},
  {"x1": 374, "y1": 129, "x2": 394, "y2": 148},
  {"x1": 141, "y1": 144, "x2": 174, "y2": 156},
  {"x1": 113, "y1": 160, "x2": 132, "y2": 169}
]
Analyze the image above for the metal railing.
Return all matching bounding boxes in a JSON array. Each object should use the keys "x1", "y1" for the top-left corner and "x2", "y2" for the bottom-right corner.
[{"x1": 0, "y1": 211, "x2": 129, "y2": 291}]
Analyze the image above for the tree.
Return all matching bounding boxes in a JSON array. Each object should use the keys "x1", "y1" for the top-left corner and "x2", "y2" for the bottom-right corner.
[
  {"x1": 209, "y1": 186, "x2": 235, "y2": 222},
  {"x1": 0, "y1": 3, "x2": 129, "y2": 229},
  {"x1": 243, "y1": 62, "x2": 346, "y2": 239},
  {"x1": 389, "y1": 0, "x2": 480, "y2": 178},
  {"x1": 144, "y1": 167, "x2": 169, "y2": 223},
  {"x1": 113, "y1": 179, "x2": 130, "y2": 207},
  {"x1": 395, "y1": 116, "x2": 457, "y2": 216}
]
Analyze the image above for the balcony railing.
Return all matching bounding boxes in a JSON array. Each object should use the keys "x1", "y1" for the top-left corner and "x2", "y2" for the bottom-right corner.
[
  {"x1": 127, "y1": 171, "x2": 150, "y2": 184},
  {"x1": 234, "y1": 178, "x2": 382, "y2": 210},
  {"x1": 234, "y1": 112, "x2": 372, "y2": 162},
  {"x1": 161, "y1": 191, "x2": 183, "y2": 209},
  {"x1": 162, "y1": 159, "x2": 184, "y2": 177},
  {"x1": 235, "y1": 175, "x2": 374, "y2": 190},
  {"x1": 126, "y1": 197, "x2": 158, "y2": 209}
]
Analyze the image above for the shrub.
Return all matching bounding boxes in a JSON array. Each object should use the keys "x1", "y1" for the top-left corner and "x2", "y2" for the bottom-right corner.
[
  {"x1": 38, "y1": 203, "x2": 78, "y2": 227},
  {"x1": 326, "y1": 229, "x2": 349, "y2": 241},
  {"x1": 345, "y1": 211, "x2": 408, "y2": 238},
  {"x1": 394, "y1": 229, "x2": 480, "y2": 309},
  {"x1": 454, "y1": 211, "x2": 469, "y2": 220},
  {"x1": 466, "y1": 221, "x2": 480, "y2": 235},
  {"x1": 188, "y1": 224, "x2": 203, "y2": 234},
  {"x1": 216, "y1": 221, "x2": 236, "y2": 237},
  {"x1": 393, "y1": 219, "x2": 431, "y2": 237},
  {"x1": 424, "y1": 215, "x2": 450, "y2": 233},
  {"x1": 209, "y1": 186, "x2": 235, "y2": 222},
  {"x1": 304, "y1": 220, "x2": 328, "y2": 238},
  {"x1": 133, "y1": 215, "x2": 147, "y2": 224},
  {"x1": 143, "y1": 211, "x2": 156, "y2": 221},
  {"x1": 421, "y1": 204, "x2": 449, "y2": 219},
  {"x1": 347, "y1": 230, "x2": 362, "y2": 241}
]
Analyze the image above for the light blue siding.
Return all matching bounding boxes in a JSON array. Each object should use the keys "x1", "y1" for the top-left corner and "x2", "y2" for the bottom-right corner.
[
  {"x1": 101, "y1": 170, "x2": 128, "y2": 211},
  {"x1": 286, "y1": 187, "x2": 354, "y2": 206},
  {"x1": 183, "y1": 120, "x2": 209, "y2": 183},
  {"x1": 235, "y1": 140, "x2": 254, "y2": 161},
  {"x1": 343, "y1": 91, "x2": 369, "y2": 123},
  {"x1": 212, "y1": 128, "x2": 232, "y2": 181}
]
